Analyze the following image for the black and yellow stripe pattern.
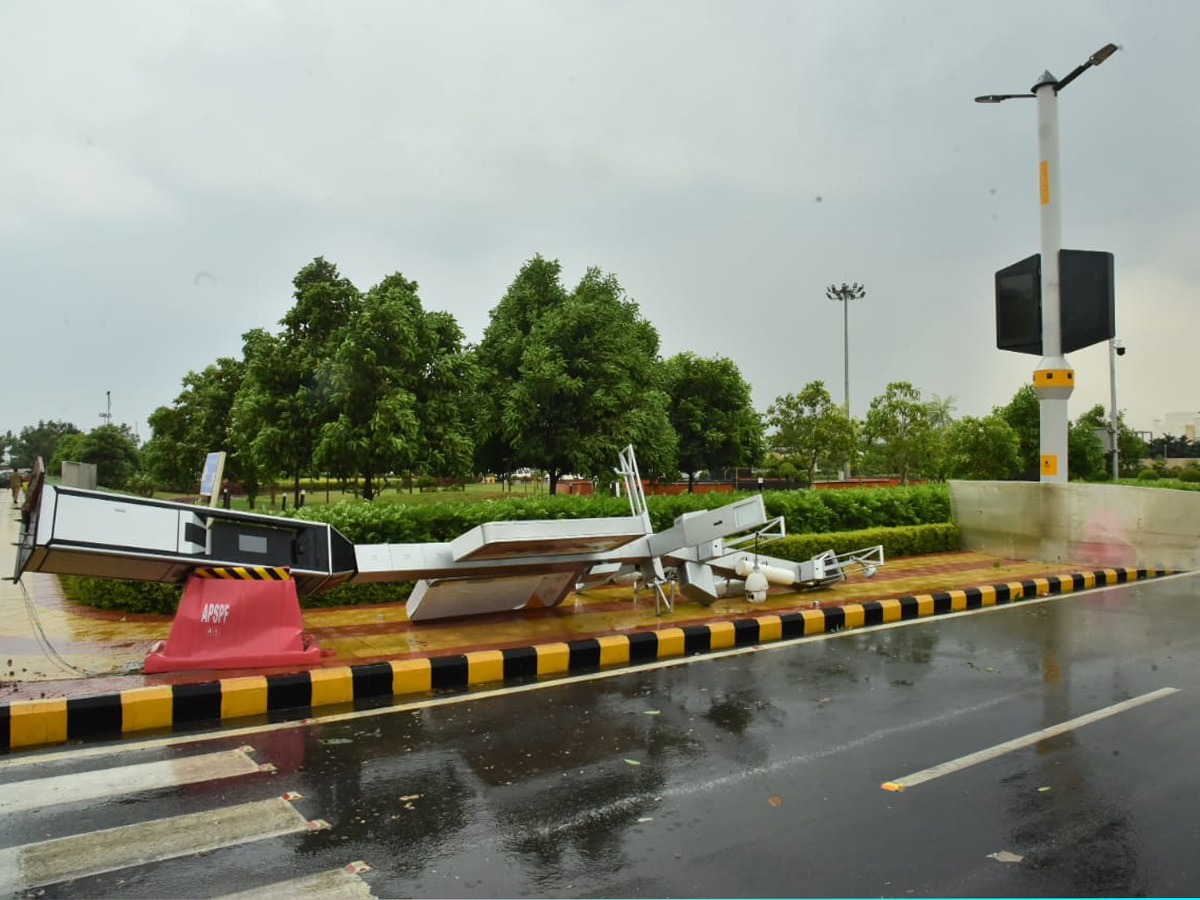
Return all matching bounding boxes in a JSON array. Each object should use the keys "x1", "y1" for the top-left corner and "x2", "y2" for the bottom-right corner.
[
  {"x1": 193, "y1": 565, "x2": 291, "y2": 582},
  {"x1": 0, "y1": 566, "x2": 1173, "y2": 753}
]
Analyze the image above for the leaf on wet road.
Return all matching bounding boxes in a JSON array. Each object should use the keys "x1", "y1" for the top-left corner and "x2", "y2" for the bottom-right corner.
[
  {"x1": 768, "y1": 795, "x2": 783, "y2": 807},
  {"x1": 987, "y1": 851, "x2": 1024, "y2": 863},
  {"x1": 624, "y1": 758, "x2": 641, "y2": 766}
]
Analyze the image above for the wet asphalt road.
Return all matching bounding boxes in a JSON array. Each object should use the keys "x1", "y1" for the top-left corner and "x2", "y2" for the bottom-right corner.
[{"x1": 5, "y1": 573, "x2": 1200, "y2": 898}]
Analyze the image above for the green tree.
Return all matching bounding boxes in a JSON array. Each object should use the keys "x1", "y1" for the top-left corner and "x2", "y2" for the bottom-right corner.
[
  {"x1": 1117, "y1": 419, "x2": 1148, "y2": 476},
  {"x1": 921, "y1": 394, "x2": 957, "y2": 482},
  {"x1": 998, "y1": 384, "x2": 1040, "y2": 480},
  {"x1": 945, "y1": 414, "x2": 1021, "y2": 480},
  {"x1": 862, "y1": 381, "x2": 932, "y2": 484},
  {"x1": 314, "y1": 272, "x2": 475, "y2": 500},
  {"x1": 479, "y1": 258, "x2": 677, "y2": 492},
  {"x1": 1070, "y1": 405, "x2": 1111, "y2": 481},
  {"x1": 48, "y1": 431, "x2": 87, "y2": 475},
  {"x1": 663, "y1": 352, "x2": 763, "y2": 491},
  {"x1": 232, "y1": 258, "x2": 361, "y2": 506},
  {"x1": 766, "y1": 381, "x2": 856, "y2": 484},
  {"x1": 142, "y1": 357, "x2": 247, "y2": 493},
  {"x1": 9, "y1": 420, "x2": 82, "y2": 469},
  {"x1": 473, "y1": 254, "x2": 570, "y2": 480},
  {"x1": 230, "y1": 328, "x2": 309, "y2": 507},
  {"x1": 50, "y1": 424, "x2": 141, "y2": 489}
]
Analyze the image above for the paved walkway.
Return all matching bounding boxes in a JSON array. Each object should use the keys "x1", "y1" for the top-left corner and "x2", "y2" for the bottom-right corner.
[{"x1": 1, "y1": 502, "x2": 1113, "y2": 705}]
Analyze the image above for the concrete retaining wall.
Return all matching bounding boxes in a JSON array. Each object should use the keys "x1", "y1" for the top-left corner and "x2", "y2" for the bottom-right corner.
[{"x1": 949, "y1": 480, "x2": 1200, "y2": 571}]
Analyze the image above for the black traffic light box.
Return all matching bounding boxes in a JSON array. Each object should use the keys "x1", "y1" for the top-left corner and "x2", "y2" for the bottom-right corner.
[{"x1": 995, "y1": 250, "x2": 1115, "y2": 355}]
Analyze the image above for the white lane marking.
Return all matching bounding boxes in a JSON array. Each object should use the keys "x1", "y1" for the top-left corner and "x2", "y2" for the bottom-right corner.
[
  {"x1": 219, "y1": 864, "x2": 376, "y2": 900},
  {"x1": 0, "y1": 747, "x2": 264, "y2": 815},
  {"x1": 0, "y1": 796, "x2": 314, "y2": 895},
  {"x1": 5, "y1": 571, "x2": 1193, "y2": 768},
  {"x1": 881, "y1": 686, "x2": 1180, "y2": 792}
]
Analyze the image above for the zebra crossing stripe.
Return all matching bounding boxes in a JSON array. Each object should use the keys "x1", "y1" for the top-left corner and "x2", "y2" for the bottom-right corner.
[
  {"x1": 0, "y1": 795, "x2": 317, "y2": 895},
  {"x1": 219, "y1": 862, "x2": 376, "y2": 900},
  {"x1": 0, "y1": 747, "x2": 266, "y2": 815}
]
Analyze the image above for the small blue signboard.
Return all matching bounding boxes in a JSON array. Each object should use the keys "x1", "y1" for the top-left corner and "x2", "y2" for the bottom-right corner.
[{"x1": 199, "y1": 451, "x2": 225, "y2": 498}]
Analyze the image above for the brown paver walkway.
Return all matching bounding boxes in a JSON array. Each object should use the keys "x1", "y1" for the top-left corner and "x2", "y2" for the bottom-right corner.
[{"x1": 1, "y1": 503, "x2": 1111, "y2": 705}]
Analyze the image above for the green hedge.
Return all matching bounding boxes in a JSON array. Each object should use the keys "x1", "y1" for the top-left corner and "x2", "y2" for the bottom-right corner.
[
  {"x1": 291, "y1": 484, "x2": 952, "y2": 545},
  {"x1": 59, "y1": 575, "x2": 183, "y2": 615},
  {"x1": 765, "y1": 523, "x2": 961, "y2": 563},
  {"x1": 59, "y1": 520, "x2": 960, "y2": 614}
]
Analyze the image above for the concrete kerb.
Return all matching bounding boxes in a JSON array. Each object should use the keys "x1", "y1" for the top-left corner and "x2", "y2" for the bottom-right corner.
[{"x1": 0, "y1": 565, "x2": 1173, "y2": 754}]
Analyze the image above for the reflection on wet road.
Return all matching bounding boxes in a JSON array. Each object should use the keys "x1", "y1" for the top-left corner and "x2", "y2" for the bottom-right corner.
[{"x1": 7, "y1": 574, "x2": 1200, "y2": 897}]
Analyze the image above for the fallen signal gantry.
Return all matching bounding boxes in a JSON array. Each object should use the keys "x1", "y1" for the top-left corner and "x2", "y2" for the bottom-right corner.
[{"x1": 14, "y1": 446, "x2": 882, "y2": 661}]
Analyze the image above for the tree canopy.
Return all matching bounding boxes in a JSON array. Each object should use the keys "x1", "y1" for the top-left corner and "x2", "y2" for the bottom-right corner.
[
  {"x1": 50, "y1": 424, "x2": 140, "y2": 489},
  {"x1": 142, "y1": 357, "x2": 245, "y2": 493},
  {"x1": 314, "y1": 272, "x2": 475, "y2": 500},
  {"x1": 477, "y1": 257, "x2": 677, "y2": 492},
  {"x1": 663, "y1": 352, "x2": 763, "y2": 491},
  {"x1": 945, "y1": 414, "x2": 1021, "y2": 480},
  {"x1": 862, "y1": 381, "x2": 933, "y2": 484},
  {"x1": 766, "y1": 381, "x2": 855, "y2": 484},
  {"x1": 8, "y1": 420, "x2": 81, "y2": 470}
]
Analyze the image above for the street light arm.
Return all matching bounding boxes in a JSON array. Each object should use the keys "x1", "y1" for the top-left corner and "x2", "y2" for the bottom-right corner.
[
  {"x1": 974, "y1": 93, "x2": 1035, "y2": 103},
  {"x1": 1054, "y1": 42, "x2": 1119, "y2": 93}
]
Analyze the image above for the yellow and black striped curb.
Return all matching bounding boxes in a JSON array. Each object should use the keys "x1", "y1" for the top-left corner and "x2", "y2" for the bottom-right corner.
[
  {"x1": 193, "y1": 565, "x2": 292, "y2": 581},
  {"x1": 0, "y1": 566, "x2": 1174, "y2": 753}
]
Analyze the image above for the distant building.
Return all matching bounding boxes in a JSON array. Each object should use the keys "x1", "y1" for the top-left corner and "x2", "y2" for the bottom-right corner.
[{"x1": 1152, "y1": 412, "x2": 1200, "y2": 440}]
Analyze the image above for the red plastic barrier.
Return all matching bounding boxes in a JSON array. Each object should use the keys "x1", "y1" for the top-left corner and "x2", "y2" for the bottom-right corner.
[{"x1": 144, "y1": 573, "x2": 322, "y2": 673}]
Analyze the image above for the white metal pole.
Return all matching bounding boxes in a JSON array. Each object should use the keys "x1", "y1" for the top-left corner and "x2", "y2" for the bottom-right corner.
[
  {"x1": 843, "y1": 297, "x2": 851, "y2": 480},
  {"x1": 1109, "y1": 338, "x2": 1119, "y2": 479},
  {"x1": 1032, "y1": 72, "x2": 1073, "y2": 483},
  {"x1": 843, "y1": 296, "x2": 850, "y2": 419}
]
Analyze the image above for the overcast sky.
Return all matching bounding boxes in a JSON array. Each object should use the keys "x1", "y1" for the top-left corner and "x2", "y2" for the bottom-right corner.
[{"x1": 3, "y1": 0, "x2": 1196, "y2": 448}]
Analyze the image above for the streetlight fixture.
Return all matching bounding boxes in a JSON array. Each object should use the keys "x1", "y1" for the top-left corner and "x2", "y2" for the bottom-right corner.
[{"x1": 975, "y1": 42, "x2": 1119, "y2": 483}]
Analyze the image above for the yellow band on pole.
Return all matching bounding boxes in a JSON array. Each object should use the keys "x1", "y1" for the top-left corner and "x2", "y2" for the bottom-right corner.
[{"x1": 1033, "y1": 369, "x2": 1074, "y2": 386}]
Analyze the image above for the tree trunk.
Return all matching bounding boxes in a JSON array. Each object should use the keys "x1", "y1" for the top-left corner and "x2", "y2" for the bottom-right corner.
[
  {"x1": 549, "y1": 468, "x2": 560, "y2": 495},
  {"x1": 363, "y1": 471, "x2": 374, "y2": 502},
  {"x1": 293, "y1": 472, "x2": 301, "y2": 508},
  {"x1": 687, "y1": 471, "x2": 695, "y2": 493}
]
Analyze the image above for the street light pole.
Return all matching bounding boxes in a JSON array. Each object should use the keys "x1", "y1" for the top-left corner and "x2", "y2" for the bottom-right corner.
[
  {"x1": 976, "y1": 43, "x2": 1118, "y2": 484},
  {"x1": 826, "y1": 282, "x2": 866, "y2": 480},
  {"x1": 1109, "y1": 338, "x2": 1124, "y2": 479},
  {"x1": 825, "y1": 282, "x2": 866, "y2": 417},
  {"x1": 1033, "y1": 71, "x2": 1072, "y2": 484}
]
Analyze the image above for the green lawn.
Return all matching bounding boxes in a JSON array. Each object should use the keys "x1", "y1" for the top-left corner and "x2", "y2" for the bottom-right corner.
[{"x1": 161, "y1": 479, "x2": 560, "y2": 512}]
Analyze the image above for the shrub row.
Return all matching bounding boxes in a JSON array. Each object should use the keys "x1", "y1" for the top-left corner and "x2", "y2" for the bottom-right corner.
[
  {"x1": 59, "y1": 521, "x2": 960, "y2": 614},
  {"x1": 59, "y1": 575, "x2": 183, "y2": 615},
  {"x1": 764, "y1": 522, "x2": 961, "y2": 563},
  {"x1": 292, "y1": 484, "x2": 953, "y2": 545}
]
